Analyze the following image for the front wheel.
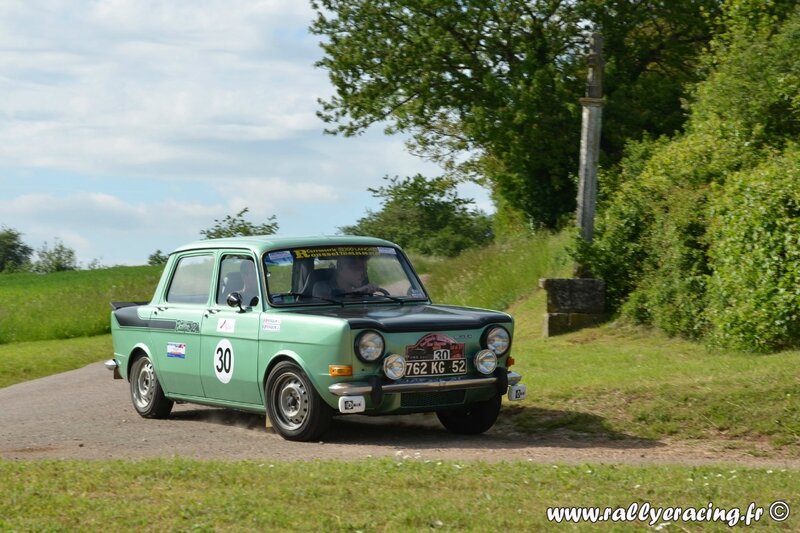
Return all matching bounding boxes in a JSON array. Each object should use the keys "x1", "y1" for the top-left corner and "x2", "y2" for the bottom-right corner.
[
  {"x1": 129, "y1": 354, "x2": 173, "y2": 419},
  {"x1": 265, "y1": 361, "x2": 332, "y2": 441},
  {"x1": 436, "y1": 394, "x2": 501, "y2": 435}
]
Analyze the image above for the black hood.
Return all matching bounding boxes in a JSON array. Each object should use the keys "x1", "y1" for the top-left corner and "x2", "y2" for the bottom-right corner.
[{"x1": 291, "y1": 303, "x2": 511, "y2": 333}]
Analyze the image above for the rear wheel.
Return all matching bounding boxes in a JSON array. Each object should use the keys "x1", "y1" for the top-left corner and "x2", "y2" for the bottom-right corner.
[
  {"x1": 129, "y1": 354, "x2": 173, "y2": 419},
  {"x1": 436, "y1": 394, "x2": 501, "y2": 435},
  {"x1": 265, "y1": 361, "x2": 332, "y2": 441}
]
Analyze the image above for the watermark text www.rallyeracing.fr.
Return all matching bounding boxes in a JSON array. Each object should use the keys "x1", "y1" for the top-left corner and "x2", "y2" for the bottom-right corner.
[{"x1": 547, "y1": 501, "x2": 790, "y2": 527}]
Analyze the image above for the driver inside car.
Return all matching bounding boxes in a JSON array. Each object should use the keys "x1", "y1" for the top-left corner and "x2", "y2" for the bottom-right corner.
[{"x1": 312, "y1": 255, "x2": 380, "y2": 299}]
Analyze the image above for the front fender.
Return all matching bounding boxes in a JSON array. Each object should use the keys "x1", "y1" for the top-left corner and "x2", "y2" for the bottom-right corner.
[{"x1": 262, "y1": 349, "x2": 346, "y2": 410}]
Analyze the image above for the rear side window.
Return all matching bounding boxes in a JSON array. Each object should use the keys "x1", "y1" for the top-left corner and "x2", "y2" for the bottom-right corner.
[{"x1": 167, "y1": 255, "x2": 214, "y2": 304}]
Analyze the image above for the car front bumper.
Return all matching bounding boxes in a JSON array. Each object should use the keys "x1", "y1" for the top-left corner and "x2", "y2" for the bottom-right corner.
[
  {"x1": 329, "y1": 370, "x2": 525, "y2": 413},
  {"x1": 329, "y1": 370, "x2": 522, "y2": 397}
]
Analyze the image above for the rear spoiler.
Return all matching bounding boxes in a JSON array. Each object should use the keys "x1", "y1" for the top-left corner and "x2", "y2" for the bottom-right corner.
[{"x1": 110, "y1": 301, "x2": 149, "y2": 311}]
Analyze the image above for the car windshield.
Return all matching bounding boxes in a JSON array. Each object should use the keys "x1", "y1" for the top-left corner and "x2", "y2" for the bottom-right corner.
[{"x1": 263, "y1": 245, "x2": 428, "y2": 306}]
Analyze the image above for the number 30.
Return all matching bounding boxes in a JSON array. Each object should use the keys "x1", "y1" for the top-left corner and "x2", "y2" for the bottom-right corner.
[{"x1": 215, "y1": 347, "x2": 232, "y2": 373}]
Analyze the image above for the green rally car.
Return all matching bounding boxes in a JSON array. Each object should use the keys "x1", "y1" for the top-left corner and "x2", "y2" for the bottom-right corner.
[{"x1": 107, "y1": 236, "x2": 526, "y2": 441}]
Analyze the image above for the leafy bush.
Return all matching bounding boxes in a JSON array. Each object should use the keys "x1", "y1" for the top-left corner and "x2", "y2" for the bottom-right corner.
[
  {"x1": 707, "y1": 148, "x2": 800, "y2": 351},
  {"x1": 574, "y1": 5, "x2": 800, "y2": 350}
]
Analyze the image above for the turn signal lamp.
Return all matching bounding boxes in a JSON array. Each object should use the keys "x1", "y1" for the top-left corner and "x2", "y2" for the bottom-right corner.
[{"x1": 329, "y1": 365, "x2": 353, "y2": 377}]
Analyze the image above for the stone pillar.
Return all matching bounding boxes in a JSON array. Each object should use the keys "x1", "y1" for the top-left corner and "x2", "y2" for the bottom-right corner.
[
  {"x1": 575, "y1": 33, "x2": 604, "y2": 278},
  {"x1": 540, "y1": 35, "x2": 607, "y2": 337}
]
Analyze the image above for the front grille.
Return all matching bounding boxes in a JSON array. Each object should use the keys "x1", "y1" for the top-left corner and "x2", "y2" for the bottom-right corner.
[{"x1": 400, "y1": 390, "x2": 466, "y2": 408}]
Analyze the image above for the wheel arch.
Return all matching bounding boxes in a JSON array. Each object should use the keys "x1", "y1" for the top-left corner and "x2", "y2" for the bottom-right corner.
[
  {"x1": 127, "y1": 343, "x2": 153, "y2": 382},
  {"x1": 261, "y1": 350, "x2": 306, "y2": 394}
]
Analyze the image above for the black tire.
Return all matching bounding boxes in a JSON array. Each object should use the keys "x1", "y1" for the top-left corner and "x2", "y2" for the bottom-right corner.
[
  {"x1": 265, "y1": 361, "x2": 332, "y2": 441},
  {"x1": 436, "y1": 394, "x2": 501, "y2": 435},
  {"x1": 129, "y1": 354, "x2": 173, "y2": 419}
]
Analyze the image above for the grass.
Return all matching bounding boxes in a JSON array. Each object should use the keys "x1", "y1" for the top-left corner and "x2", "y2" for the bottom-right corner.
[
  {"x1": 0, "y1": 459, "x2": 796, "y2": 531},
  {"x1": 0, "y1": 335, "x2": 111, "y2": 389},
  {"x1": 0, "y1": 265, "x2": 163, "y2": 344},
  {"x1": 420, "y1": 231, "x2": 572, "y2": 310},
  {"x1": 505, "y1": 291, "x2": 800, "y2": 451}
]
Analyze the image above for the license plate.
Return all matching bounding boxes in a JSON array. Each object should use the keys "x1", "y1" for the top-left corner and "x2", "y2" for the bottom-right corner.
[
  {"x1": 405, "y1": 358, "x2": 467, "y2": 377},
  {"x1": 405, "y1": 333, "x2": 467, "y2": 377}
]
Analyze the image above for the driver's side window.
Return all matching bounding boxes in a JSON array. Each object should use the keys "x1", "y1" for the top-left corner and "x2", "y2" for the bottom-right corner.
[{"x1": 216, "y1": 255, "x2": 259, "y2": 307}]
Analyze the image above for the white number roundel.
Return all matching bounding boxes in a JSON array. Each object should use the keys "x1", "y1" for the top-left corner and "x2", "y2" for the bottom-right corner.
[{"x1": 214, "y1": 339, "x2": 234, "y2": 384}]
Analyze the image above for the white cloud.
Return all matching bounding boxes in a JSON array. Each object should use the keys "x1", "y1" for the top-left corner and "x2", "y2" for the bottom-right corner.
[
  {"x1": 0, "y1": 1, "x2": 494, "y2": 265},
  {"x1": 0, "y1": 0, "x2": 325, "y2": 175}
]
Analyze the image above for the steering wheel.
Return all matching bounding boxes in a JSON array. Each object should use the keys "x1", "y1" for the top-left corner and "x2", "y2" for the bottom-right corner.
[{"x1": 375, "y1": 287, "x2": 390, "y2": 296}]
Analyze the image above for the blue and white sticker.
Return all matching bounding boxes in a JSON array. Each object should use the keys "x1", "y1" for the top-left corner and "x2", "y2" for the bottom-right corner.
[
  {"x1": 213, "y1": 339, "x2": 234, "y2": 384},
  {"x1": 377, "y1": 246, "x2": 397, "y2": 255},
  {"x1": 267, "y1": 250, "x2": 293, "y2": 263},
  {"x1": 167, "y1": 342, "x2": 186, "y2": 359},
  {"x1": 263, "y1": 316, "x2": 282, "y2": 332},
  {"x1": 217, "y1": 318, "x2": 236, "y2": 333}
]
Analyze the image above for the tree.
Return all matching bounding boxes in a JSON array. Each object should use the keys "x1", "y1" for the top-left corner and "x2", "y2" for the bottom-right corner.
[
  {"x1": 311, "y1": 0, "x2": 720, "y2": 229},
  {"x1": 0, "y1": 226, "x2": 33, "y2": 272},
  {"x1": 341, "y1": 175, "x2": 493, "y2": 256},
  {"x1": 200, "y1": 208, "x2": 279, "y2": 239},
  {"x1": 33, "y1": 239, "x2": 78, "y2": 273},
  {"x1": 148, "y1": 250, "x2": 168, "y2": 265}
]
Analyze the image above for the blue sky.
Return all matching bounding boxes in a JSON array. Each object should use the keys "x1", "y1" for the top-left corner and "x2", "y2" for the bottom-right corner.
[{"x1": 0, "y1": 0, "x2": 491, "y2": 266}]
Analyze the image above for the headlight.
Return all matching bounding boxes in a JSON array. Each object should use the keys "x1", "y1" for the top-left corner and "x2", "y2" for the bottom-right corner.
[
  {"x1": 383, "y1": 353, "x2": 406, "y2": 380},
  {"x1": 474, "y1": 349, "x2": 497, "y2": 375},
  {"x1": 484, "y1": 326, "x2": 510, "y2": 355},
  {"x1": 355, "y1": 331, "x2": 384, "y2": 362}
]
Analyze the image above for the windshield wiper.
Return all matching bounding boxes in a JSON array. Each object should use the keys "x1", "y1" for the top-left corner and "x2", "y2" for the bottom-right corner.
[
  {"x1": 371, "y1": 294, "x2": 405, "y2": 304},
  {"x1": 338, "y1": 291, "x2": 406, "y2": 305}
]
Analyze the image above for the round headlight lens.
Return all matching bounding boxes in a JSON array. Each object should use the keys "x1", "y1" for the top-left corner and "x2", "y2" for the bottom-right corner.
[
  {"x1": 474, "y1": 349, "x2": 497, "y2": 375},
  {"x1": 355, "y1": 331, "x2": 384, "y2": 362},
  {"x1": 383, "y1": 353, "x2": 406, "y2": 380},
  {"x1": 485, "y1": 326, "x2": 510, "y2": 355}
]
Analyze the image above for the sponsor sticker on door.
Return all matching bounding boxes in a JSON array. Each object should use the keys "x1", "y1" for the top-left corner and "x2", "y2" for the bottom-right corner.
[
  {"x1": 167, "y1": 342, "x2": 186, "y2": 359},
  {"x1": 217, "y1": 318, "x2": 236, "y2": 333}
]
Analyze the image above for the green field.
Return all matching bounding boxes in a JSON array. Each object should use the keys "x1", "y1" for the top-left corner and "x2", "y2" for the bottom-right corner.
[
  {"x1": 1, "y1": 459, "x2": 796, "y2": 531},
  {"x1": 0, "y1": 335, "x2": 111, "y2": 389},
  {"x1": 0, "y1": 265, "x2": 162, "y2": 344}
]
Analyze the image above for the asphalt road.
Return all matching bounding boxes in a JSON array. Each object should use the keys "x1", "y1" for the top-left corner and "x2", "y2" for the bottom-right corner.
[{"x1": 1, "y1": 363, "x2": 797, "y2": 468}]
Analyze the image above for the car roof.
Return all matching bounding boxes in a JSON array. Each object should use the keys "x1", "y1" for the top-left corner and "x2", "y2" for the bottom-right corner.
[{"x1": 171, "y1": 235, "x2": 399, "y2": 255}]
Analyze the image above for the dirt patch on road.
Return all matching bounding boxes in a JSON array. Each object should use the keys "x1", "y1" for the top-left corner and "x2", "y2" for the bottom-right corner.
[{"x1": 1, "y1": 363, "x2": 798, "y2": 469}]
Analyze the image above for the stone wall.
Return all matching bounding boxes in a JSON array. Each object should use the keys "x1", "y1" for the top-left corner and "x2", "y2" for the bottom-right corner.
[{"x1": 538, "y1": 278, "x2": 607, "y2": 336}]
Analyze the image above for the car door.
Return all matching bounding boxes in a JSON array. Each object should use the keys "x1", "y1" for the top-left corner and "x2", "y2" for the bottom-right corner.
[
  {"x1": 199, "y1": 252, "x2": 263, "y2": 405},
  {"x1": 149, "y1": 252, "x2": 214, "y2": 397}
]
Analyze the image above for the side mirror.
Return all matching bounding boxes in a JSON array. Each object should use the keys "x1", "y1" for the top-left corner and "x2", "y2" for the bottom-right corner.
[{"x1": 227, "y1": 292, "x2": 245, "y2": 312}]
